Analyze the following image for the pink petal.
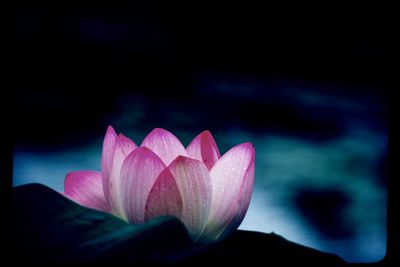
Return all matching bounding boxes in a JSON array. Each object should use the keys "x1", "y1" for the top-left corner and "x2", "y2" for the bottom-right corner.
[
  {"x1": 202, "y1": 142, "x2": 255, "y2": 241},
  {"x1": 167, "y1": 156, "x2": 212, "y2": 241},
  {"x1": 186, "y1": 130, "x2": 221, "y2": 170},
  {"x1": 236, "y1": 153, "x2": 255, "y2": 220},
  {"x1": 64, "y1": 171, "x2": 108, "y2": 212},
  {"x1": 121, "y1": 147, "x2": 167, "y2": 224},
  {"x1": 101, "y1": 126, "x2": 137, "y2": 218},
  {"x1": 140, "y1": 128, "x2": 187, "y2": 165},
  {"x1": 101, "y1": 126, "x2": 117, "y2": 201},
  {"x1": 118, "y1": 133, "x2": 137, "y2": 155},
  {"x1": 145, "y1": 168, "x2": 183, "y2": 221},
  {"x1": 216, "y1": 149, "x2": 255, "y2": 240}
]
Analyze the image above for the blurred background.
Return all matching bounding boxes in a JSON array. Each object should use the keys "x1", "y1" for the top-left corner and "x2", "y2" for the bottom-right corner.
[{"x1": 15, "y1": 3, "x2": 393, "y2": 262}]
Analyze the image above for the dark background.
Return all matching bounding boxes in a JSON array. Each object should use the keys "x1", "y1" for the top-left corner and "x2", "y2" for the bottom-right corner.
[
  {"x1": 15, "y1": 3, "x2": 395, "y2": 147},
  {"x1": 14, "y1": 3, "x2": 397, "y2": 263}
]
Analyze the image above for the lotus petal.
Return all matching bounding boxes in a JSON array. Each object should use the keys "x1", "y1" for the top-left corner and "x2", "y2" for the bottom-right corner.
[
  {"x1": 64, "y1": 171, "x2": 108, "y2": 212},
  {"x1": 202, "y1": 142, "x2": 255, "y2": 240},
  {"x1": 101, "y1": 126, "x2": 137, "y2": 218},
  {"x1": 145, "y1": 168, "x2": 183, "y2": 222},
  {"x1": 65, "y1": 126, "x2": 255, "y2": 243},
  {"x1": 141, "y1": 128, "x2": 187, "y2": 165},
  {"x1": 121, "y1": 147, "x2": 167, "y2": 224},
  {"x1": 168, "y1": 156, "x2": 212, "y2": 240},
  {"x1": 186, "y1": 130, "x2": 221, "y2": 170}
]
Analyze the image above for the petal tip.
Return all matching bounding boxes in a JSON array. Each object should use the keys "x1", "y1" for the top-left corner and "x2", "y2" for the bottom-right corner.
[
  {"x1": 201, "y1": 130, "x2": 212, "y2": 136},
  {"x1": 141, "y1": 128, "x2": 186, "y2": 165},
  {"x1": 136, "y1": 146, "x2": 152, "y2": 153},
  {"x1": 65, "y1": 170, "x2": 99, "y2": 193},
  {"x1": 143, "y1": 128, "x2": 178, "y2": 143},
  {"x1": 175, "y1": 155, "x2": 186, "y2": 161},
  {"x1": 106, "y1": 125, "x2": 116, "y2": 134},
  {"x1": 64, "y1": 172, "x2": 73, "y2": 193},
  {"x1": 173, "y1": 155, "x2": 201, "y2": 164},
  {"x1": 64, "y1": 171, "x2": 83, "y2": 193},
  {"x1": 150, "y1": 127, "x2": 170, "y2": 135},
  {"x1": 241, "y1": 141, "x2": 254, "y2": 148},
  {"x1": 235, "y1": 142, "x2": 255, "y2": 153},
  {"x1": 104, "y1": 125, "x2": 118, "y2": 142}
]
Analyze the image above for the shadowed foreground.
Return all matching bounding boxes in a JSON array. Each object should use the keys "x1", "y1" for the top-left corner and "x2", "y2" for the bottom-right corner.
[{"x1": 12, "y1": 183, "x2": 350, "y2": 266}]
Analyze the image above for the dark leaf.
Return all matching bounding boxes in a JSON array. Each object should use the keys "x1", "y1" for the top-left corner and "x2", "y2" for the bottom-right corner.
[
  {"x1": 12, "y1": 183, "x2": 348, "y2": 266},
  {"x1": 12, "y1": 183, "x2": 193, "y2": 263}
]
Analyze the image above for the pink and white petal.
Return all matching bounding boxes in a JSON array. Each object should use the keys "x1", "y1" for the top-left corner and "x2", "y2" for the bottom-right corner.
[
  {"x1": 64, "y1": 171, "x2": 108, "y2": 212},
  {"x1": 102, "y1": 128, "x2": 137, "y2": 218},
  {"x1": 201, "y1": 200, "x2": 240, "y2": 242},
  {"x1": 145, "y1": 168, "x2": 183, "y2": 221},
  {"x1": 186, "y1": 130, "x2": 220, "y2": 170},
  {"x1": 202, "y1": 142, "x2": 255, "y2": 241},
  {"x1": 121, "y1": 147, "x2": 167, "y2": 224},
  {"x1": 211, "y1": 151, "x2": 255, "y2": 240},
  {"x1": 236, "y1": 153, "x2": 255, "y2": 221},
  {"x1": 109, "y1": 135, "x2": 137, "y2": 217},
  {"x1": 168, "y1": 156, "x2": 212, "y2": 241},
  {"x1": 186, "y1": 133, "x2": 202, "y2": 161},
  {"x1": 141, "y1": 128, "x2": 187, "y2": 165},
  {"x1": 101, "y1": 126, "x2": 118, "y2": 202},
  {"x1": 118, "y1": 133, "x2": 137, "y2": 155}
]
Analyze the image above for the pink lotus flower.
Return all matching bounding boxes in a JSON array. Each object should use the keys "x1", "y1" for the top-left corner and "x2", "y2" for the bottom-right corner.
[{"x1": 65, "y1": 126, "x2": 255, "y2": 242}]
